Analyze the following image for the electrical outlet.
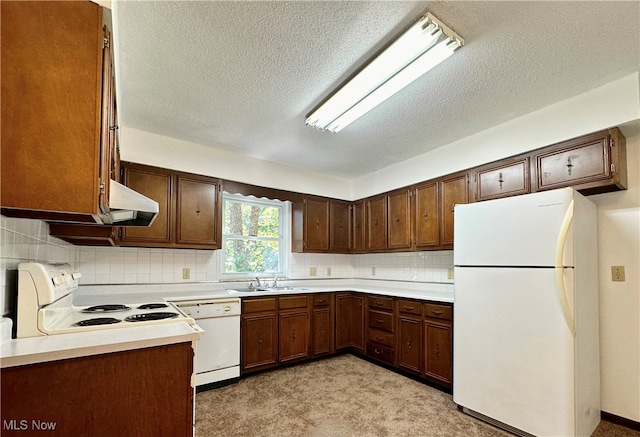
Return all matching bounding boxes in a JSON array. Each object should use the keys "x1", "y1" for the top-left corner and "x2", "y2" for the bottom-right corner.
[
  {"x1": 371, "y1": 266, "x2": 376, "y2": 276},
  {"x1": 327, "y1": 267, "x2": 332, "y2": 276},
  {"x1": 611, "y1": 266, "x2": 625, "y2": 282},
  {"x1": 309, "y1": 267, "x2": 317, "y2": 277},
  {"x1": 447, "y1": 268, "x2": 454, "y2": 280},
  {"x1": 182, "y1": 268, "x2": 190, "y2": 280}
]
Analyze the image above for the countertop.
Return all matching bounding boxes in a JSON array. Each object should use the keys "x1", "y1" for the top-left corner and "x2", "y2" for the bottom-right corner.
[
  {"x1": 1, "y1": 322, "x2": 201, "y2": 368},
  {"x1": 2, "y1": 279, "x2": 453, "y2": 368}
]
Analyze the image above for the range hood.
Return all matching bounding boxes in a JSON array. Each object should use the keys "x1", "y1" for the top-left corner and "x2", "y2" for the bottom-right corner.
[{"x1": 100, "y1": 180, "x2": 159, "y2": 227}]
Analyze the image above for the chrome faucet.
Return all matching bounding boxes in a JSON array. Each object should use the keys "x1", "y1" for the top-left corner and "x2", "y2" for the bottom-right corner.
[{"x1": 248, "y1": 277, "x2": 262, "y2": 290}]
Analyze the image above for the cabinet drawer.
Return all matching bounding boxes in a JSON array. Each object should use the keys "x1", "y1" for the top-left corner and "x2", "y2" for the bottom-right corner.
[
  {"x1": 424, "y1": 303, "x2": 452, "y2": 321},
  {"x1": 368, "y1": 309, "x2": 394, "y2": 332},
  {"x1": 279, "y1": 295, "x2": 308, "y2": 310},
  {"x1": 398, "y1": 300, "x2": 422, "y2": 316},
  {"x1": 312, "y1": 294, "x2": 331, "y2": 307},
  {"x1": 243, "y1": 297, "x2": 276, "y2": 314},
  {"x1": 368, "y1": 328, "x2": 394, "y2": 348},
  {"x1": 366, "y1": 343, "x2": 394, "y2": 366},
  {"x1": 368, "y1": 295, "x2": 393, "y2": 311}
]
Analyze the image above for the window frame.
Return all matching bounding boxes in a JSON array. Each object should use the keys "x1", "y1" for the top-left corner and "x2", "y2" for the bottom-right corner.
[{"x1": 220, "y1": 192, "x2": 290, "y2": 280}]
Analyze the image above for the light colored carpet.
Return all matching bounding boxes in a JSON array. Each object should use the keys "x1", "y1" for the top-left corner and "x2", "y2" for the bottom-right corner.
[{"x1": 195, "y1": 354, "x2": 639, "y2": 437}]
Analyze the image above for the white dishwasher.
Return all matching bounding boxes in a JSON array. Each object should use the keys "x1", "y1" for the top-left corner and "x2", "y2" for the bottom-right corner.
[{"x1": 175, "y1": 298, "x2": 241, "y2": 391}]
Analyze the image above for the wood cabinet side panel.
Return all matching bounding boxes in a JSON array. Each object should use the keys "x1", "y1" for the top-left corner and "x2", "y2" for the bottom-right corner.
[{"x1": 0, "y1": 343, "x2": 193, "y2": 437}]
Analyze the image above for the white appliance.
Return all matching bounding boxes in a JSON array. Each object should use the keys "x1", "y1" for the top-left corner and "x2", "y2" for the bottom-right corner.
[
  {"x1": 16, "y1": 263, "x2": 197, "y2": 337},
  {"x1": 453, "y1": 188, "x2": 600, "y2": 437},
  {"x1": 175, "y1": 299, "x2": 241, "y2": 390}
]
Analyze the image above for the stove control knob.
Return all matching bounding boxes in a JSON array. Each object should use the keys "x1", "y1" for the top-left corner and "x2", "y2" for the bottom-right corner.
[
  {"x1": 72, "y1": 272, "x2": 82, "y2": 280},
  {"x1": 52, "y1": 275, "x2": 66, "y2": 286}
]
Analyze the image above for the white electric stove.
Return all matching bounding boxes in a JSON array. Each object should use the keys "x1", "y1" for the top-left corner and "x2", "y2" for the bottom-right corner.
[{"x1": 16, "y1": 263, "x2": 197, "y2": 338}]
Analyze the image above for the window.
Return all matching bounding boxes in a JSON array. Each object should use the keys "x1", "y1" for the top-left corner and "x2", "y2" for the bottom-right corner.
[{"x1": 221, "y1": 193, "x2": 289, "y2": 278}]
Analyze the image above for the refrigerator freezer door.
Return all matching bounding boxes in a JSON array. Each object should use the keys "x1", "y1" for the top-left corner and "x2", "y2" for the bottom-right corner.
[
  {"x1": 454, "y1": 188, "x2": 575, "y2": 267},
  {"x1": 453, "y1": 267, "x2": 577, "y2": 436}
]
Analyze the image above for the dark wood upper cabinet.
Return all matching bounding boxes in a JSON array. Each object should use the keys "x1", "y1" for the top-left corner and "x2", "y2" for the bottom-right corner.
[
  {"x1": 473, "y1": 156, "x2": 530, "y2": 202},
  {"x1": 1, "y1": 1, "x2": 116, "y2": 223},
  {"x1": 352, "y1": 200, "x2": 367, "y2": 253},
  {"x1": 366, "y1": 195, "x2": 388, "y2": 251},
  {"x1": 303, "y1": 196, "x2": 330, "y2": 252},
  {"x1": 330, "y1": 200, "x2": 351, "y2": 252},
  {"x1": 414, "y1": 181, "x2": 440, "y2": 249},
  {"x1": 440, "y1": 172, "x2": 469, "y2": 248},
  {"x1": 532, "y1": 127, "x2": 627, "y2": 195},
  {"x1": 387, "y1": 189, "x2": 412, "y2": 250},
  {"x1": 119, "y1": 162, "x2": 221, "y2": 249},
  {"x1": 176, "y1": 177, "x2": 219, "y2": 246}
]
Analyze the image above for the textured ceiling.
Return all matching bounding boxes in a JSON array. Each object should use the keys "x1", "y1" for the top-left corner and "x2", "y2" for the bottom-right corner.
[{"x1": 115, "y1": 1, "x2": 640, "y2": 178}]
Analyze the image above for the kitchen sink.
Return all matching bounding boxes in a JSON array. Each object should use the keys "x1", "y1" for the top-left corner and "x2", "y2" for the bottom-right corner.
[{"x1": 227, "y1": 287, "x2": 308, "y2": 293}]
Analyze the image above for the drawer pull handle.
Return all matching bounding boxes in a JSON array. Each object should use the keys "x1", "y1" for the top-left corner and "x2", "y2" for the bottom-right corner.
[
  {"x1": 374, "y1": 348, "x2": 381, "y2": 355},
  {"x1": 498, "y1": 172, "x2": 504, "y2": 190},
  {"x1": 317, "y1": 299, "x2": 325, "y2": 303},
  {"x1": 375, "y1": 336, "x2": 384, "y2": 342},
  {"x1": 431, "y1": 310, "x2": 444, "y2": 315},
  {"x1": 374, "y1": 301, "x2": 383, "y2": 306},
  {"x1": 567, "y1": 157, "x2": 573, "y2": 176},
  {"x1": 403, "y1": 306, "x2": 415, "y2": 311},
  {"x1": 376, "y1": 319, "x2": 384, "y2": 324}
]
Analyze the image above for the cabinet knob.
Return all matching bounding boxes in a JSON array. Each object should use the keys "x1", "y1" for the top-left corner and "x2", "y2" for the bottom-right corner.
[
  {"x1": 403, "y1": 306, "x2": 414, "y2": 311},
  {"x1": 431, "y1": 310, "x2": 444, "y2": 315},
  {"x1": 434, "y1": 343, "x2": 440, "y2": 359},
  {"x1": 424, "y1": 213, "x2": 428, "y2": 221},
  {"x1": 109, "y1": 125, "x2": 119, "y2": 131}
]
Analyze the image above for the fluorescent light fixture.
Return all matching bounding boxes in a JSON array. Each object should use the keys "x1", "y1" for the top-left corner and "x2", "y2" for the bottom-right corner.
[{"x1": 306, "y1": 13, "x2": 463, "y2": 133}]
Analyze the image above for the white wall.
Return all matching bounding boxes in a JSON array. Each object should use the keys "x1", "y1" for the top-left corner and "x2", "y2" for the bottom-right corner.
[
  {"x1": 590, "y1": 134, "x2": 640, "y2": 422},
  {"x1": 119, "y1": 127, "x2": 354, "y2": 200}
]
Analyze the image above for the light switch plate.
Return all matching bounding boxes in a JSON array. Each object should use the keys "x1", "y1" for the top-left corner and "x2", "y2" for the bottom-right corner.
[
  {"x1": 611, "y1": 266, "x2": 625, "y2": 282},
  {"x1": 309, "y1": 267, "x2": 317, "y2": 276},
  {"x1": 326, "y1": 267, "x2": 332, "y2": 276},
  {"x1": 182, "y1": 268, "x2": 190, "y2": 280},
  {"x1": 447, "y1": 268, "x2": 454, "y2": 280},
  {"x1": 371, "y1": 266, "x2": 376, "y2": 276}
]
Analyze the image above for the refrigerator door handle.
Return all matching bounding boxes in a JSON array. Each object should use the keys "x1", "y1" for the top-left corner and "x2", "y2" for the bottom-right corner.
[{"x1": 554, "y1": 199, "x2": 575, "y2": 337}]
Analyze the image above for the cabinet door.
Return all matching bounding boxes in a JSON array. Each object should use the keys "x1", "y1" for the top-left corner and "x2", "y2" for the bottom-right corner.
[
  {"x1": 176, "y1": 176, "x2": 219, "y2": 247},
  {"x1": 304, "y1": 196, "x2": 330, "y2": 251},
  {"x1": 474, "y1": 158, "x2": 530, "y2": 202},
  {"x1": 366, "y1": 195, "x2": 387, "y2": 251},
  {"x1": 312, "y1": 308, "x2": 331, "y2": 356},
  {"x1": 414, "y1": 182, "x2": 439, "y2": 248},
  {"x1": 387, "y1": 189, "x2": 412, "y2": 250},
  {"x1": 424, "y1": 319, "x2": 452, "y2": 386},
  {"x1": 398, "y1": 317, "x2": 422, "y2": 375},
  {"x1": 279, "y1": 312, "x2": 309, "y2": 363},
  {"x1": 351, "y1": 295, "x2": 365, "y2": 352},
  {"x1": 440, "y1": 173, "x2": 469, "y2": 247},
  {"x1": 330, "y1": 200, "x2": 351, "y2": 253},
  {"x1": 335, "y1": 294, "x2": 352, "y2": 350},
  {"x1": 352, "y1": 200, "x2": 366, "y2": 253},
  {"x1": 534, "y1": 132, "x2": 612, "y2": 192},
  {"x1": 120, "y1": 166, "x2": 173, "y2": 244},
  {"x1": 242, "y1": 314, "x2": 278, "y2": 372}
]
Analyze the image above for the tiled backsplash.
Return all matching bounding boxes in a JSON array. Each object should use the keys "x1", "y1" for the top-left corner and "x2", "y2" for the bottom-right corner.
[
  {"x1": 0, "y1": 216, "x2": 76, "y2": 315},
  {"x1": 0, "y1": 216, "x2": 454, "y2": 314}
]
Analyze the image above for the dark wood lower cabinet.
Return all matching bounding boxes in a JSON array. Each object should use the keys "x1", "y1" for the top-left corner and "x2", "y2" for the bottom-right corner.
[
  {"x1": 335, "y1": 293, "x2": 364, "y2": 352},
  {"x1": 241, "y1": 293, "x2": 453, "y2": 390},
  {"x1": 0, "y1": 343, "x2": 194, "y2": 437},
  {"x1": 312, "y1": 307, "x2": 332, "y2": 356},
  {"x1": 398, "y1": 316, "x2": 423, "y2": 375},
  {"x1": 279, "y1": 311, "x2": 309, "y2": 363},
  {"x1": 241, "y1": 297, "x2": 278, "y2": 373}
]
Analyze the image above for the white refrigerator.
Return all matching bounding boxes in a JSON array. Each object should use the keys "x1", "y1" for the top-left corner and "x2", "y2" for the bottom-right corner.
[{"x1": 453, "y1": 187, "x2": 600, "y2": 437}]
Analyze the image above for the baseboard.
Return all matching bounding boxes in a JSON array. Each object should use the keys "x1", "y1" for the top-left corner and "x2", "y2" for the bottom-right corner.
[{"x1": 602, "y1": 411, "x2": 640, "y2": 432}]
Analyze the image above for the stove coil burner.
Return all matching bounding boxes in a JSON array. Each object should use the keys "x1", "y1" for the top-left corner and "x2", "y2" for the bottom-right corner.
[
  {"x1": 137, "y1": 303, "x2": 169, "y2": 310},
  {"x1": 81, "y1": 304, "x2": 131, "y2": 313},
  {"x1": 124, "y1": 312, "x2": 179, "y2": 322},
  {"x1": 74, "y1": 317, "x2": 122, "y2": 326}
]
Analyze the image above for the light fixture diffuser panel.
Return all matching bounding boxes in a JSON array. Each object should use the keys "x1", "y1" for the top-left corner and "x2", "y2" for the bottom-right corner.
[{"x1": 306, "y1": 12, "x2": 463, "y2": 133}]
